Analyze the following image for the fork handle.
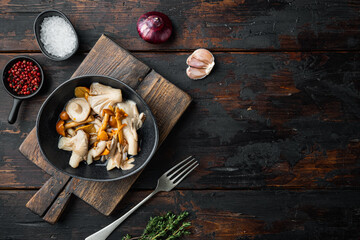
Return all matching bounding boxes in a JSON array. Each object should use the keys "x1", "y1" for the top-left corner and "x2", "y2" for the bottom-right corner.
[{"x1": 85, "y1": 190, "x2": 158, "y2": 240}]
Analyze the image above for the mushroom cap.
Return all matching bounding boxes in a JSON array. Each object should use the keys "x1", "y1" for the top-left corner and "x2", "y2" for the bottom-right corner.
[
  {"x1": 88, "y1": 83, "x2": 122, "y2": 115},
  {"x1": 65, "y1": 98, "x2": 91, "y2": 122}
]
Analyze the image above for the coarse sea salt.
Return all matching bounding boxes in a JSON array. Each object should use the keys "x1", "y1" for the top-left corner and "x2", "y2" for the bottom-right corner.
[{"x1": 40, "y1": 16, "x2": 77, "y2": 58}]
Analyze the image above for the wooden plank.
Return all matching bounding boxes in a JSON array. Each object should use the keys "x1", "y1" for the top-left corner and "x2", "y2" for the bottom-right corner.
[
  {"x1": 0, "y1": 0, "x2": 359, "y2": 51},
  {"x1": 20, "y1": 129, "x2": 71, "y2": 216},
  {"x1": 71, "y1": 35, "x2": 150, "y2": 88},
  {"x1": 136, "y1": 70, "x2": 192, "y2": 141},
  {"x1": 1, "y1": 52, "x2": 360, "y2": 190},
  {"x1": 1, "y1": 189, "x2": 360, "y2": 239}
]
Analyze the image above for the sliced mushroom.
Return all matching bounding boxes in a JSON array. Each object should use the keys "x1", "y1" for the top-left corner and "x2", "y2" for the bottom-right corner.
[
  {"x1": 121, "y1": 158, "x2": 135, "y2": 170},
  {"x1": 106, "y1": 135, "x2": 118, "y2": 157},
  {"x1": 123, "y1": 120, "x2": 138, "y2": 155},
  {"x1": 57, "y1": 116, "x2": 95, "y2": 137},
  {"x1": 116, "y1": 100, "x2": 145, "y2": 130},
  {"x1": 64, "y1": 115, "x2": 95, "y2": 129},
  {"x1": 66, "y1": 98, "x2": 91, "y2": 122},
  {"x1": 138, "y1": 113, "x2": 146, "y2": 129},
  {"x1": 114, "y1": 108, "x2": 128, "y2": 145},
  {"x1": 89, "y1": 134, "x2": 98, "y2": 146},
  {"x1": 107, "y1": 143, "x2": 134, "y2": 171},
  {"x1": 87, "y1": 141, "x2": 107, "y2": 165},
  {"x1": 91, "y1": 118, "x2": 102, "y2": 132},
  {"x1": 97, "y1": 111, "x2": 111, "y2": 141},
  {"x1": 106, "y1": 143, "x2": 122, "y2": 171},
  {"x1": 106, "y1": 135, "x2": 120, "y2": 170},
  {"x1": 75, "y1": 124, "x2": 96, "y2": 134},
  {"x1": 88, "y1": 83, "x2": 122, "y2": 115},
  {"x1": 116, "y1": 100, "x2": 145, "y2": 155},
  {"x1": 58, "y1": 130, "x2": 88, "y2": 168}
]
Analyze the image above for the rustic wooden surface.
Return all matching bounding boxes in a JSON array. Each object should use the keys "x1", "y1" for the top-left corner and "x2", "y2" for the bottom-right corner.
[
  {"x1": 0, "y1": 0, "x2": 360, "y2": 51},
  {"x1": 0, "y1": 0, "x2": 359, "y2": 239}
]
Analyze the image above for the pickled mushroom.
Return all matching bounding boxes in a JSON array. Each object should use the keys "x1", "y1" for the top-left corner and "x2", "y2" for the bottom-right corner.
[
  {"x1": 87, "y1": 83, "x2": 122, "y2": 115},
  {"x1": 87, "y1": 141, "x2": 107, "y2": 165},
  {"x1": 66, "y1": 98, "x2": 91, "y2": 122},
  {"x1": 117, "y1": 100, "x2": 145, "y2": 155},
  {"x1": 58, "y1": 130, "x2": 88, "y2": 168}
]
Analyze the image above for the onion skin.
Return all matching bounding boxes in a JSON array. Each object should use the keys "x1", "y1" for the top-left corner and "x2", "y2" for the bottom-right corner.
[{"x1": 137, "y1": 11, "x2": 172, "y2": 44}]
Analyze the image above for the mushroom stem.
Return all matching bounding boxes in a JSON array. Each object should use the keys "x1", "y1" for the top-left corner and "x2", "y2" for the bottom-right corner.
[
  {"x1": 97, "y1": 112, "x2": 110, "y2": 141},
  {"x1": 115, "y1": 108, "x2": 128, "y2": 145},
  {"x1": 64, "y1": 115, "x2": 95, "y2": 129},
  {"x1": 87, "y1": 140, "x2": 107, "y2": 165}
]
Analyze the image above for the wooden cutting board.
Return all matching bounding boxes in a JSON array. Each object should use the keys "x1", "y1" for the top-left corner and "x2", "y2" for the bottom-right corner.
[{"x1": 19, "y1": 34, "x2": 191, "y2": 224}]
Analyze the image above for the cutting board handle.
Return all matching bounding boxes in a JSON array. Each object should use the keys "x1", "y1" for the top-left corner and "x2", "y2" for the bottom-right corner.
[
  {"x1": 26, "y1": 175, "x2": 70, "y2": 216},
  {"x1": 43, "y1": 178, "x2": 79, "y2": 224}
]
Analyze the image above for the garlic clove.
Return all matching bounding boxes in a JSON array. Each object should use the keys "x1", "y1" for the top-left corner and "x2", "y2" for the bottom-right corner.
[
  {"x1": 186, "y1": 48, "x2": 215, "y2": 80},
  {"x1": 186, "y1": 48, "x2": 214, "y2": 66},
  {"x1": 187, "y1": 56, "x2": 209, "y2": 69},
  {"x1": 186, "y1": 66, "x2": 209, "y2": 80}
]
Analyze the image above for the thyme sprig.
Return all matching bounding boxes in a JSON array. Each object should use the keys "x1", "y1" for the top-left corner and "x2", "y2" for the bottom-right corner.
[{"x1": 122, "y1": 211, "x2": 191, "y2": 240}]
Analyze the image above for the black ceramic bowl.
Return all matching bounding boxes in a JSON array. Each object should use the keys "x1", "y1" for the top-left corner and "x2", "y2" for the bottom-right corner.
[
  {"x1": 2, "y1": 56, "x2": 44, "y2": 124},
  {"x1": 37, "y1": 75, "x2": 159, "y2": 181},
  {"x1": 34, "y1": 9, "x2": 79, "y2": 61}
]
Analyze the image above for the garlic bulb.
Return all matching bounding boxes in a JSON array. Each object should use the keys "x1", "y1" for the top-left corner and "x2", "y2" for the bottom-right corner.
[{"x1": 186, "y1": 48, "x2": 215, "y2": 80}]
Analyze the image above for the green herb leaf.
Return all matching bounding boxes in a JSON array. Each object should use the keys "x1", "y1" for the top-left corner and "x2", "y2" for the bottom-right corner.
[{"x1": 122, "y1": 211, "x2": 191, "y2": 240}]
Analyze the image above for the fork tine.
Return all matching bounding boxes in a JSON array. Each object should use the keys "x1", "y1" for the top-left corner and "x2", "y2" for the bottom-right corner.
[
  {"x1": 164, "y1": 156, "x2": 193, "y2": 175},
  {"x1": 172, "y1": 160, "x2": 198, "y2": 183},
  {"x1": 173, "y1": 162, "x2": 199, "y2": 185},
  {"x1": 168, "y1": 158, "x2": 196, "y2": 179}
]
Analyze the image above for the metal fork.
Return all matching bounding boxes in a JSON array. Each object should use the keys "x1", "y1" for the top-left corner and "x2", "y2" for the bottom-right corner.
[{"x1": 85, "y1": 156, "x2": 198, "y2": 240}]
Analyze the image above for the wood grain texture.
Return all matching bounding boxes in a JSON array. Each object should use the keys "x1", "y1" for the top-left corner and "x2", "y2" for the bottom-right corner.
[
  {"x1": 71, "y1": 35, "x2": 150, "y2": 88},
  {"x1": 43, "y1": 178, "x2": 78, "y2": 224},
  {"x1": 0, "y1": 0, "x2": 360, "y2": 238},
  {"x1": 2, "y1": 52, "x2": 358, "y2": 190},
  {"x1": 137, "y1": 70, "x2": 192, "y2": 141},
  {"x1": 18, "y1": 35, "x2": 192, "y2": 220},
  {"x1": 0, "y1": 0, "x2": 359, "y2": 51},
  {"x1": 25, "y1": 173, "x2": 70, "y2": 216},
  {"x1": 1, "y1": 190, "x2": 360, "y2": 239},
  {"x1": 20, "y1": 129, "x2": 71, "y2": 216}
]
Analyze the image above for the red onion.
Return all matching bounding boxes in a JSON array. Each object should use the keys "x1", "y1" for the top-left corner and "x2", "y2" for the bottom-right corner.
[{"x1": 137, "y1": 11, "x2": 172, "y2": 44}]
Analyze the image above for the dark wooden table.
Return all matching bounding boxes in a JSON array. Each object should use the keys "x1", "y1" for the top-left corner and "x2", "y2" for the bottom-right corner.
[{"x1": 1, "y1": 1, "x2": 359, "y2": 239}]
